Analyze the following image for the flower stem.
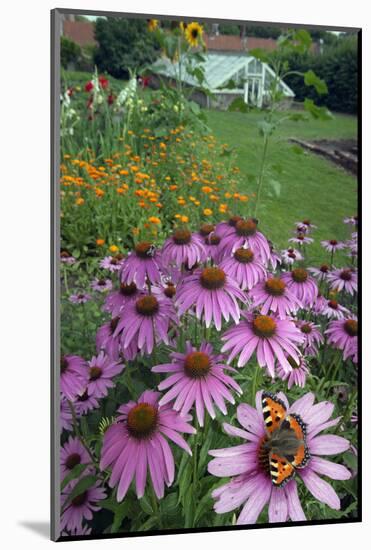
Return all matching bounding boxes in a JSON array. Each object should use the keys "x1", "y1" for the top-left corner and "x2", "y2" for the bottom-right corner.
[
  {"x1": 251, "y1": 363, "x2": 260, "y2": 406},
  {"x1": 67, "y1": 399, "x2": 99, "y2": 469},
  {"x1": 253, "y1": 135, "x2": 269, "y2": 219}
]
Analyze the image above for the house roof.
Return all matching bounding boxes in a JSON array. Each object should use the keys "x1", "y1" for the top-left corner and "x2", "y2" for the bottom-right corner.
[
  {"x1": 204, "y1": 34, "x2": 278, "y2": 53},
  {"x1": 152, "y1": 52, "x2": 295, "y2": 97},
  {"x1": 63, "y1": 21, "x2": 96, "y2": 47}
]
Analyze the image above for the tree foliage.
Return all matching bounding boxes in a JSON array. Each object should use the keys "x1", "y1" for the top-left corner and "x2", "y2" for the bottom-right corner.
[
  {"x1": 61, "y1": 37, "x2": 82, "y2": 69},
  {"x1": 93, "y1": 17, "x2": 160, "y2": 79},
  {"x1": 284, "y1": 35, "x2": 358, "y2": 114}
]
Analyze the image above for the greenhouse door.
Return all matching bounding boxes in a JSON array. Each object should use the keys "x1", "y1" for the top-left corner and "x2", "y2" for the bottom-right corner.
[{"x1": 244, "y1": 78, "x2": 263, "y2": 107}]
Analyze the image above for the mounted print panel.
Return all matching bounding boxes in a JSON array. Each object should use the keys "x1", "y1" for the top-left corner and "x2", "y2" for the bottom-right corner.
[{"x1": 51, "y1": 8, "x2": 361, "y2": 542}]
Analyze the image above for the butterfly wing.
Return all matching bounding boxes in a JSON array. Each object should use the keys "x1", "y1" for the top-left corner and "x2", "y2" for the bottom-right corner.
[
  {"x1": 261, "y1": 392, "x2": 287, "y2": 434},
  {"x1": 284, "y1": 413, "x2": 311, "y2": 469},
  {"x1": 269, "y1": 452, "x2": 295, "y2": 487}
]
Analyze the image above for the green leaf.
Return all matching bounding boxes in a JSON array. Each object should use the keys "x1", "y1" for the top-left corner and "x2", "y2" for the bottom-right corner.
[
  {"x1": 343, "y1": 451, "x2": 358, "y2": 472},
  {"x1": 61, "y1": 463, "x2": 90, "y2": 491},
  {"x1": 304, "y1": 98, "x2": 333, "y2": 120},
  {"x1": 61, "y1": 475, "x2": 97, "y2": 511},
  {"x1": 268, "y1": 179, "x2": 281, "y2": 197},
  {"x1": 249, "y1": 48, "x2": 270, "y2": 63},
  {"x1": 294, "y1": 29, "x2": 312, "y2": 50},
  {"x1": 304, "y1": 70, "x2": 328, "y2": 95},
  {"x1": 139, "y1": 495, "x2": 153, "y2": 515},
  {"x1": 257, "y1": 120, "x2": 275, "y2": 137}
]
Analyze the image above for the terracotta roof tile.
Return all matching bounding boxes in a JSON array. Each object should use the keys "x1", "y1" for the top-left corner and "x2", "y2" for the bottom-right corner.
[{"x1": 63, "y1": 21, "x2": 96, "y2": 47}]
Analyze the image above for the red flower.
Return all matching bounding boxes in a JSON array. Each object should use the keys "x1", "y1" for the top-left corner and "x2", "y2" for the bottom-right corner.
[
  {"x1": 85, "y1": 81, "x2": 94, "y2": 92},
  {"x1": 67, "y1": 87, "x2": 74, "y2": 96},
  {"x1": 107, "y1": 93, "x2": 115, "y2": 106},
  {"x1": 99, "y1": 76, "x2": 109, "y2": 89}
]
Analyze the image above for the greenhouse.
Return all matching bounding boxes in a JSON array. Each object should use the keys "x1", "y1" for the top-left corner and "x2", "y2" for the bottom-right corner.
[{"x1": 151, "y1": 52, "x2": 295, "y2": 109}]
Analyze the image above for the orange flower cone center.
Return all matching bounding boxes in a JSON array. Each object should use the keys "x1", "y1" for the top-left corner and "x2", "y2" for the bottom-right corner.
[
  {"x1": 252, "y1": 315, "x2": 277, "y2": 338},
  {"x1": 127, "y1": 403, "x2": 158, "y2": 438},
  {"x1": 184, "y1": 351, "x2": 211, "y2": 378},
  {"x1": 292, "y1": 268, "x2": 308, "y2": 283},
  {"x1": 234, "y1": 247, "x2": 254, "y2": 263},
  {"x1": 265, "y1": 278, "x2": 286, "y2": 296},
  {"x1": 200, "y1": 267, "x2": 226, "y2": 290}
]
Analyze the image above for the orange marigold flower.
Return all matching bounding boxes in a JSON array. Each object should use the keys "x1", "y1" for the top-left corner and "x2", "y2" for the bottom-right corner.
[
  {"x1": 96, "y1": 238, "x2": 105, "y2": 246},
  {"x1": 75, "y1": 198, "x2": 84, "y2": 206},
  {"x1": 148, "y1": 216, "x2": 161, "y2": 225},
  {"x1": 109, "y1": 245, "x2": 119, "y2": 253},
  {"x1": 203, "y1": 208, "x2": 213, "y2": 216}
]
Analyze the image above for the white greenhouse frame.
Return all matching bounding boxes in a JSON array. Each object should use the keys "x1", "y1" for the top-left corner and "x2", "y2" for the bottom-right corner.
[{"x1": 152, "y1": 52, "x2": 295, "y2": 108}]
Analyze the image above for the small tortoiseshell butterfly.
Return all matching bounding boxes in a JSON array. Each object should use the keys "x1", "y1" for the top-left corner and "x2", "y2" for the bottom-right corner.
[{"x1": 261, "y1": 391, "x2": 310, "y2": 487}]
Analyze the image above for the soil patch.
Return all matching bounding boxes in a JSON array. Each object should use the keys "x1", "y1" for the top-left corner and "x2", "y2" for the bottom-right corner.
[{"x1": 290, "y1": 138, "x2": 358, "y2": 176}]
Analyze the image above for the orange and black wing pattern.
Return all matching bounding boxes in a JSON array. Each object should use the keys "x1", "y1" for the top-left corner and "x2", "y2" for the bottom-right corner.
[
  {"x1": 269, "y1": 453, "x2": 295, "y2": 487},
  {"x1": 285, "y1": 413, "x2": 311, "y2": 469},
  {"x1": 262, "y1": 392, "x2": 287, "y2": 434}
]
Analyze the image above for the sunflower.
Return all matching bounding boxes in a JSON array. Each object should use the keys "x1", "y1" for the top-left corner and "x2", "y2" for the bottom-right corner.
[
  {"x1": 185, "y1": 22, "x2": 203, "y2": 47},
  {"x1": 147, "y1": 19, "x2": 159, "y2": 32}
]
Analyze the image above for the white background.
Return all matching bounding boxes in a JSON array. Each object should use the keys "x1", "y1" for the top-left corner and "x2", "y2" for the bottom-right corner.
[{"x1": 0, "y1": 0, "x2": 369, "y2": 547}]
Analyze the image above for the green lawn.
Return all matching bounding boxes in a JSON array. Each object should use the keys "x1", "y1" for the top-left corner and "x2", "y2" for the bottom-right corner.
[{"x1": 206, "y1": 109, "x2": 357, "y2": 265}]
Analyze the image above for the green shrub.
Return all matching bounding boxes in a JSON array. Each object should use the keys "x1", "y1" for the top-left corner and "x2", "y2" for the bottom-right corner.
[
  {"x1": 61, "y1": 37, "x2": 82, "y2": 69},
  {"x1": 284, "y1": 35, "x2": 358, "y2": 114},
  {"x1": 94, "y1": 17, "x2": 160, "y2": 79}
]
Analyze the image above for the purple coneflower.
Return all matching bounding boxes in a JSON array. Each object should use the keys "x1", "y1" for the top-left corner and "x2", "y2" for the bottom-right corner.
[
  {"x1": 281, "y1": 268, "x2": 318, "y2": 307},
  {"x1": 120, "y1": 242, "x2": 162, "y2": 288},
  {"x1": 268, "y1": 244, "x2": 282, "y2": 271},
  {"x1": 221, "y1": 313, "x2": 303, "y2": 377},
  {"x1": 288, "y1": 232, "x2": 314, "y2": 246},
  {"x1": 103, "y1": 282, "x2": 142, "y2": 317},
  {"x1": 321, "y1": 239, "x2": 346, "y2": 254},
  {"x1": 100, "y1": 390, "x2": 195, "y2": 500},
  {"x1": 152, "y1": 280, "x2": 177, "y2": 301},
  {"x1": 100, "y1": 254, "x2": 125, "y2": 272},
  {"x1": 344, "y1": 215, "x2": 358, "y2": 226},
  {"x1": 295, "y1": 219, "x2": 317, "y2": 232},
  {"x1": 326, "y1": 317, "x2": 358, "y2": 363},
  {"x1": 74, "y1": 389, "x2": 100, "y2": 416},
  {"x1": 96, "y1": 317, "x2": 138, "y2": 361},
  {"x1": 309, "y1": 264, "x2": 331, "y2": 282},
  {"x1": 203, "y1": 231, "x2": 225, "y2": 263},
  {"x1": 321, "y1": 299, "x2": 350, "y2": 320},
  {"x1": 60, "y1": 355, "x2": 87, "y2": 401},
  {"x1": 60, "y1": 251, "x2": 76, "y2": 265},
  {"x1": 69, "y1": 293, "x2": 91, "y2": 305},
  {"x1": 296, "y1": 320, "x2": 324, "y2": 355},
  {"x1": 176, "y1": 266, "x2": 246, "y2": 330},
  {"x1": 91, "y1": 278, "x2": 113, "y2": 293},
  {"x1": 60, "y1": 436, "x2": 91, "y2": 480},
  {"x1": 208, "y1": 391, "x2": 351, "y2": 524},
  {"x1": 327, "y1": 268, "x2": 357, "y2": 295},
  {"x1": 249, "y1": 276, "x2": 302, "y2": 319},
  {"x1": 281, "y1": 248, "x2": 303, "y2": 265},
  {"x1": 152, "y1": 341, "x2": 242, "y2": 426},
  {"x1": 277, "y1": 354, "x2": 310, "y2": 389},
  {"x1": 114, "y1": 294, "x2": 178, "y2": 355},
  {"x1": 219, "y1": 247, "x2": 266, "y2": 290},
  {"x1": 61, "y1": 480, "x2": 106, "y2": 533},
  {"x1": 86, "y1": 351, "x2": 124, "y2": 398},
  {"x1": 218, "y1": 218, "x2": 271, "y2": 265},
  {"x1": 161, "y1": 228, "x2": 206, "y2": 268}
]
